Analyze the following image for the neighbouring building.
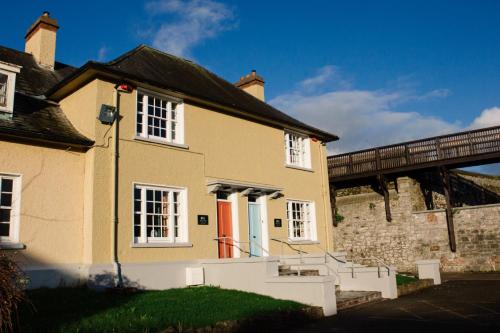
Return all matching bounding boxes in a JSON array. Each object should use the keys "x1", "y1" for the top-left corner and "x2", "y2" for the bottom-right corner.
[{"x1": 0, "y1": 13, "x2": 338, "y2": 290}]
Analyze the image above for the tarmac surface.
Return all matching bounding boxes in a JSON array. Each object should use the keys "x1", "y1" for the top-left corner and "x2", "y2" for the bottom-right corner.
[{"x1": 292, "y1": 273, "x2": 500, "y2": 333}]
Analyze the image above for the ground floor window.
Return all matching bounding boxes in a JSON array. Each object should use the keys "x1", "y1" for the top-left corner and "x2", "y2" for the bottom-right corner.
[
  {"x1": 133, "y1": 184, "x2": 187, "y2": 244},
  {"x1": 286, "y1": 200, "x2": 316, "y2": 241},
  {"x1": 0, "y1": 174, "x2": 21, "y2": 243}
]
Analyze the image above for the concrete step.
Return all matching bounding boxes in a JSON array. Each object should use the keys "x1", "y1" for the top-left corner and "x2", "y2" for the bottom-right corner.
[
  {"x1": 278, "y1": 267, "x2": 320, "y2": 276},
  {"x1": 336, "y1": 291, "x2": 383, "y2": 310}
]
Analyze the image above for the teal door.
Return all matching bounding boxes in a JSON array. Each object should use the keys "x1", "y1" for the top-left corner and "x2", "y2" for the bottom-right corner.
[{"x1": 248, "y1": 202, "x2": 262, "y2": 257}]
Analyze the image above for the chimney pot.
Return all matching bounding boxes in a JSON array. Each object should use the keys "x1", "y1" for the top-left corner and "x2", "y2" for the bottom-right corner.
[{"x1": 234, "y1": 70, "x2": 265, "y2": 101}]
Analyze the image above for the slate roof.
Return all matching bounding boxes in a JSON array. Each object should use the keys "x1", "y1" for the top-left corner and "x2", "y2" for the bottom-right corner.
[
  {"x1": 0, "y1": 93, "x2": 93, "y2": 146},
  {"x1": 1, "y1": 44, "x2": 337, "y2": 145},
  {"x1": 0, "y1": 46, "x2": 92, "y2": 147},
  {"x1": 48, "y1": 45, "x2": 338, "y2": 142}
]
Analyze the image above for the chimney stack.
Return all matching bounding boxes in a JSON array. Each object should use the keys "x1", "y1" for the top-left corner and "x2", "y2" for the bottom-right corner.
[
  {"x1": 235, "y1": 70, "x2": 265, "y2": 101},
  {"x1": 25, "y1": 11, "x2": 59, "y2": 70}
]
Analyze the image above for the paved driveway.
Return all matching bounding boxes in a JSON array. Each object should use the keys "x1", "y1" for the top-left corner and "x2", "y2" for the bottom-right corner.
[{"x1": 293, "y1": 276, "x2": 500, "y2": 333}]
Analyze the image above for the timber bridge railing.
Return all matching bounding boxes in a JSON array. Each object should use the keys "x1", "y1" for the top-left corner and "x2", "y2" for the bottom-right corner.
[
  {"x1": 327, "y1": 125, "x2": 500, "y2": 253},
  {"x1": 328, "y1": 125, "x2": 500, "y2": 182}
]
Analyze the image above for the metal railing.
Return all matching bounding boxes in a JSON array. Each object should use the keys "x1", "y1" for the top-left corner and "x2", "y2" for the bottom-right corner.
[
  {"x1": 270, "y1": 238, "x2": 348, "y2": 277},
  {"x1": 328, "y1": 125, "x2": 500, "y2": 180},
  {"x1": 347, "y1": 256, "x2": 392, "y2": 278},
  {"x1": 213, "y1": 236, "x2": 269, "y2": 258},
  {"x1": 270, "y1": 238, "x2": 391, "y2": 279}
]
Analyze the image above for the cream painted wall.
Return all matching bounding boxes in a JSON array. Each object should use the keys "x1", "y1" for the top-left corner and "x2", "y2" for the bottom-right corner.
[
  {"x1": 54, "y1": 79, "x2": 334, "y2": 265},
  {"x1": 25, "y1": 28, "x2": 57, "y2": 69},
  {"x1": 0, "y1": 141, "x2": 85, "y2": 265}
]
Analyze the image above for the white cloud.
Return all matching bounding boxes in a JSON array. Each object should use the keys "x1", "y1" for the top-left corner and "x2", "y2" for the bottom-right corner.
[
  {"x1": 145, "y1": 0, "x2": 235, "y2": 58},
  {"x1": 469, "y1": 107, "x2": 500, "y2": 129},
  {"x1": 97, "y1": 45, "x2": 109, "y2": 62},
  {"x1": 414, "y1": 88, "x2": 451, "y2": 101},
  {"x1": 271, "y1": 88, "x2": 460, "y2": 154},
  {"x1": 271, "y1": 66, "x2": 500, "y2": 158}
]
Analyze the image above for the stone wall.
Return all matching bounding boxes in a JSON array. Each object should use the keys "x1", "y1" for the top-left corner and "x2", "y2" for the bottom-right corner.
[{"x1": 333, "y1": 174, "x2": 500, "y2": 273}]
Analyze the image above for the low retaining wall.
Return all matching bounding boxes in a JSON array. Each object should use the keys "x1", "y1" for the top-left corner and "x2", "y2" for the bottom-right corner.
[
  {"x1": 337, "y1": 266, "x2": 398, "y2": 299},
  {"x1": 397, "y1": 279, "x2": 434, "y2": 297}
]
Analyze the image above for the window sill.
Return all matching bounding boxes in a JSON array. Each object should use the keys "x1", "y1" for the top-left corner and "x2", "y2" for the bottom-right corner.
[
  {"x1": 285, "y1": 164, "x2": 314, "y2": 172},
  {"x1": 0, "y1": 242, "x2": 26, "y2": 250},
  {"x1": 134, "y1": 136, "x2": 189, "y2": 150},
  {"x1": 131, "y1": 242, "x2": 193, "y2": 248},
  {"x1": 288, "y1": 240, "x2": 320, "y2": 245}
]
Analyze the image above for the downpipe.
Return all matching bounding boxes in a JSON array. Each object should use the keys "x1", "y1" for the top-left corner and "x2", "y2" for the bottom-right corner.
[{"x1": 112, "y1": 83, "x2": 133, "y2": 287}]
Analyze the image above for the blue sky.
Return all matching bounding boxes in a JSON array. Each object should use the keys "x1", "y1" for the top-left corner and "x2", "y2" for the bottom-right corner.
[{"x1": 3, "y1": 1, "x2": 500, "y2": 171}]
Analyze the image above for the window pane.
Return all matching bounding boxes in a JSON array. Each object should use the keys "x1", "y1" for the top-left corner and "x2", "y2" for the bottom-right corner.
[
  {"x1": 134, "y1": 226, "x2": 141, "y2": 237},
  {"x1": 1, "y1": 193, "x2": 12, "y2": 207},
  {"x1": 134, "y1": 201, "x2": 141, "y2": 212},
  {"x1": 0, "y1": 209, "x2": 10, "y2": 222},
  {"x1": 1, "y1": 179, "x2": 13, "y2": 192},
  {"x1": 0, "y1": 223, "x2": 9, "y2": 236},
  {"x1": 146, "y1": 190, "x2": 153, "y2": 201},
  {"x1": 0, "y1": 73, "x2": 7, "y2": 106}
]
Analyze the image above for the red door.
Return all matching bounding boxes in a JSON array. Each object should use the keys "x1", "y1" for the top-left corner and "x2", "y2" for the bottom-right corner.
[{"x1": 217, "y1": 201, "x2": 233, "y2": 258}]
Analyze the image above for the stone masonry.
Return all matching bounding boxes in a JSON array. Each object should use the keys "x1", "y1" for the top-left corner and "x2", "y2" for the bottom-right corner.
[{"x1": 333, "y1": 172, "x2": 500, "y2": 273}]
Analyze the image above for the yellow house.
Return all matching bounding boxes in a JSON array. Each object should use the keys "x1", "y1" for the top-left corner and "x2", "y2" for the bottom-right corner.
[{"x1": 0, "y1": 13, "x2": 339, "y2": 294}]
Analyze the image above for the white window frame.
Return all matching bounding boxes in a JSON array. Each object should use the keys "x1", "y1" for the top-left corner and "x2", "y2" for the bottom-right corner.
[
  {"x1": 286, "y1": 199, "x2": 317, "y2": 241},
  {"x1": 0, "y1": 62, "x2": 21, "y2": 114},
  {"x1": 284, "y1": 130, "x2": 311, "y2": 169},
  {"x1": 135, "y1": 89, "x2": 185, "y2": 145},
  {"x1": 132, "y1": 183, "x2": 188, "y2": 245},
  {"x1": 0, "y1": 173, "x2": 22, "y2": 244}
]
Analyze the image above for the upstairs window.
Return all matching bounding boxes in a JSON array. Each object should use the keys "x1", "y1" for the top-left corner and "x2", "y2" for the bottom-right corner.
[
  {"x1": 285, "y1": 131, "x2": 311, "y2": 169},
  {"x1": 0, "y1": 74, "x2": 7, "y2": 107},
  {"x1": 136, "y1": 91, "x2": 184, "y2": 145},
  {"x1": 0, "y1": 174, "x2": 21, "y2": 244},
  {"x1": 0, "y1": 62, "x2": 21, "y2": 115},
  {"x1": 133, "y1": 184, "x2": 187, "y2": 244}
]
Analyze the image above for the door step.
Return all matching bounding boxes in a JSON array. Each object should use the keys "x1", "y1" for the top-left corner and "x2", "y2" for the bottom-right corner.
[
  {"x1": 278, "y1": 266, "x2": 319, "y2": 276},
  {"x1": 336, "y1": 291, "x2": 383, "y2": 310}
]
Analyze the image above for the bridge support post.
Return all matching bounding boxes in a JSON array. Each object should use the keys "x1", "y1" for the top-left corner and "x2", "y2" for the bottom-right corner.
[
  {"x1": 440, "y1": 167, "x2": 457, "y2": 252},
  {"x1": 377, "y1": 174, "x2": 392, "y2": 222}
]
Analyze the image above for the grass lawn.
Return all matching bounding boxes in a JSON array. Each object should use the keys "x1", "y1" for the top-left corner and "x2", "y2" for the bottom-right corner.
[
  {"x1": 396, "y1": 274, "x2": 419, "y2": 286},
  {"x1": 19, "y1": 286, "x2": 304, "y2": 333}
]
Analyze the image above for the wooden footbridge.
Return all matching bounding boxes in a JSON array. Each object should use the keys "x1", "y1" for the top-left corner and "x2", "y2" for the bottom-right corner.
[{"x1": 327, "y1": 125, "x2": 500, "y2": 252}]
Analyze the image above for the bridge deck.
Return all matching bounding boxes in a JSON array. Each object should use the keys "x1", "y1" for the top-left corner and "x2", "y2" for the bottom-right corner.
[{"x1": 328, "y1": 125, "x2": 500, "y2": 182}]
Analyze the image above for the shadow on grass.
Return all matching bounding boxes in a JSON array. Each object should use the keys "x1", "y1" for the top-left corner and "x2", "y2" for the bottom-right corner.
[
  {"x1": 18, "y1": 287, "x2": 142, "y2": 332},
  {"x1": 18, "y1": 285, "x2": 306, "y2": 333},
  {"x1": 18, "y1": 272, "x2": 143, "y2": 333}
]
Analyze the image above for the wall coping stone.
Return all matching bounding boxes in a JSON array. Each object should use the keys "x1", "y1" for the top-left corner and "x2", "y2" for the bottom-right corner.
[{"x1": 412, "y1": 202, "x2": 500, "y2": 215}]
